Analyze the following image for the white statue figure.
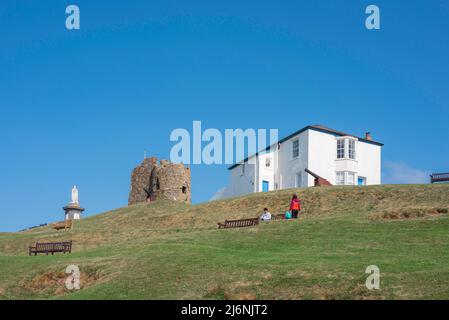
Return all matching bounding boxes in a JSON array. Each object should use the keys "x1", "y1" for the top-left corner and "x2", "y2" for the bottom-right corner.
[{"x1": 71, "y1": 185, "x2": 79, "y2": 204}]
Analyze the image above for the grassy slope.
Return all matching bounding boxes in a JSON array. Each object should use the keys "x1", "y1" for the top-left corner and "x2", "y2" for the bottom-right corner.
[{"x1": 1, "y1": 184, "x2": 449, "y2": 300}]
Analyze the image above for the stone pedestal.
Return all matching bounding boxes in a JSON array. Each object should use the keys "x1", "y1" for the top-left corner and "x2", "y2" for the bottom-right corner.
[{"x1": 63, "y1": 203, "x2": 85, "y2": 220}]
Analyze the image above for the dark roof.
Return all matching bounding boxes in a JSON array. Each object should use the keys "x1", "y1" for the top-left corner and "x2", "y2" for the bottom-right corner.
[{"x1": 228, "y1": 125, "x2": 384, "y2": 170}]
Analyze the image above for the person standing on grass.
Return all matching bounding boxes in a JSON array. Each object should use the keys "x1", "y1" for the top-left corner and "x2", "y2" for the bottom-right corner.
[{"x1": 289, "y1": 194, "x2": 301, "y2": 219}]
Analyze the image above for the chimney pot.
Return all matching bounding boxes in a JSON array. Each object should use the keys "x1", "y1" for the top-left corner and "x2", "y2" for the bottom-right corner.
[{"x1": 365, "y1": 132, "x2": 373, "y2": 141}]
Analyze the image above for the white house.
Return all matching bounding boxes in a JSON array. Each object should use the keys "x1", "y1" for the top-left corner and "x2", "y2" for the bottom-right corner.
[{"x1": 221, "y1": 125, "x2": 383, "y2": 199}]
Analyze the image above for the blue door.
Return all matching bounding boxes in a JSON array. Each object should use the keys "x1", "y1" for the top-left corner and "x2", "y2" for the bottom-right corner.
[
  {"x1": 358, "y1": 177, "x2": 365, "y2": 186},
  {"x1": 262, "y1": 181, "x2": 269, "y2": 192}
]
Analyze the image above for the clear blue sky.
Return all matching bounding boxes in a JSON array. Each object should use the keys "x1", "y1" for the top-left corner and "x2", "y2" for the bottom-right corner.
[{"x1": 1, "y1": 0, "x2": 448, "y2": 232}]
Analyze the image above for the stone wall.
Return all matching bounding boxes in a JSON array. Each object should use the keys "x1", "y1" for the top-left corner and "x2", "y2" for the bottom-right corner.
[{"x1": 128, "y1": 157, "x2": 191, "y2": 205}]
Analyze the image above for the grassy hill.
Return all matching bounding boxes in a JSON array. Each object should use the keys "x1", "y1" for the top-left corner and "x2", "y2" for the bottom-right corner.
[{"x1": 1, "y1": 184, "x2": 449, "y2": 300}]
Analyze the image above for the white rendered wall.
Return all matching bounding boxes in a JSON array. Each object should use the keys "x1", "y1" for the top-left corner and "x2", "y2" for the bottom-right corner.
[
  {"x1": 357, "y1": 141, "x2": 382, "y2": 185},
  {"x1": 227, "y1": 161, "x2": 256, "y2": 198},
  {"x1": 257, "y1": 152, "x2": 275, "y2": 191},
  {"x1": 307, "y1": 130, "x2": 337, "y2": 185},
  {"x1": 277, "y1": 130, "x2": 309, "y2": 188}
]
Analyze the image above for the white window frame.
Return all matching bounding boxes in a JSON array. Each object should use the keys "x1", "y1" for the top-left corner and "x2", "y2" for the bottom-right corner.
[
  {"x1": 336, "y1": 137, "x2": 357, "y2": 160},
  {"x1": 292, "y1": 139, "x2": 300, "y2": 159},
  {"x1": 348, "y1": 139, "x2": 356, "y2": 160},
  {"x1": 337, "y1": 139, "x2": 345, "y2": 159},
  {"x1": 336, "y1": 171, "x2": 357, "y2": 185},
  {"x1": 336, "y1": 171, "x2": 345, "y2": 185},
  {"x1": 347, "y1": 172, "x2": 355, "y2": 185}
]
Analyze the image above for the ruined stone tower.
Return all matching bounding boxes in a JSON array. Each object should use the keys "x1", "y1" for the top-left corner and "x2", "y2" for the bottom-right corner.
[{"x1": 128, "y1": 157, "x2": 191, "y2": 205}]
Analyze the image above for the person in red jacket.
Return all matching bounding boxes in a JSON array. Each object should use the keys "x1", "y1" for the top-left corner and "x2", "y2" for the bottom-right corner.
[{"x1": 289, "y1": 194, "x2": 301, "y2": 219}]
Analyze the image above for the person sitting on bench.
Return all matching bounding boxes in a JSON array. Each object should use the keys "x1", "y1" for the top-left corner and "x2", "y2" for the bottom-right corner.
[{"x1": 260, "y1": 208, "x2": 272, "y2": 221}]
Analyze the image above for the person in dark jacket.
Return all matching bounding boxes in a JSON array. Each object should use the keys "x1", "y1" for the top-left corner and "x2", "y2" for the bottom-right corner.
[{"x1": 289, "y1": 194, "x2": 301, "y2": 219}]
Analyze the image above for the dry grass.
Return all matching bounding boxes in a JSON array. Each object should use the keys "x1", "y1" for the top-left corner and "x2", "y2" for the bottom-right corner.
[
  {"x1": 1, "y1": 184, "x2": 448, "y2": 256},
  {"x1": 371, "y1": 207, "x2": 449, "y2": 220},
  {"x1": 18, "y1": 265, "x2": 101, "y2": 297}
]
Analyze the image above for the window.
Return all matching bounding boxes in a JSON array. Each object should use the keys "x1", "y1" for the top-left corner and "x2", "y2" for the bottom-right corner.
[
  {"x1": 337, "y1": 138, "x2": 356, "y2": 160},
  {"x1": 265, "y1": 157, "x2": 271, "y2": 168},
  {"x1": 296, "y1": 172, "x2": 302, "y2": 188},
  {"x1": 347, "y1": 172, "x2": 355, "y2": 185},
  {"x1": 292, "y1": 139, "x2": 299, "y2": 158},
  {"x1": 348, "y1": 139, "x2": 356, "y2": 159},
  {"x1": 336, "y1": 172, "x2": 345, "y2": 185},
  {"x1": 337, "y1": 139, "x2": 345, "y2": 159},
  {"x1": 336, "y1": 171, "x2": 356, "y2": 185},
  {"x1": 240, "y1": 163, "x2": 245, "y2": 176}
]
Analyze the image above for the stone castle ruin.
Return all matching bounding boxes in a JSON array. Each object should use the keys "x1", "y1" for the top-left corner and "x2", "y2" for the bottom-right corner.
[{"x1": 128, "y1": 157, "x2": 191, "y2": 205}]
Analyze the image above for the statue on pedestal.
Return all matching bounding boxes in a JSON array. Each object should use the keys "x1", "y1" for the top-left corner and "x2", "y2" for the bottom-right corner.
[
  {"x1": 71, "y1": 185, "x2": 79, "y2": 204},
  {"x1": 64, "y1": 185, "x2": 84, "y2": 220}
]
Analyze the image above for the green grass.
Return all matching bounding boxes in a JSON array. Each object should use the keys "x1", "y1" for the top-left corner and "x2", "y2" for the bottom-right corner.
[{"x1": 1, "y1": 184, "x2": 449, "y2": 300}]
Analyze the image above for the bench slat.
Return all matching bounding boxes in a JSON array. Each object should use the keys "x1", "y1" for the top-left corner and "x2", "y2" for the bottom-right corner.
[
  {"x1": 29, "y1": 241, "x2": 72, "y2": 256},
  {"x1": 217, "y1": 217, "x2": 259, "y2": 229}
]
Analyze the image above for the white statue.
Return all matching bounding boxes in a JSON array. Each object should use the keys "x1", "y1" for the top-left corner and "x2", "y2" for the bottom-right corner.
[{"x1": 71, "y1": 185, "x2": 79, "y2": 204}]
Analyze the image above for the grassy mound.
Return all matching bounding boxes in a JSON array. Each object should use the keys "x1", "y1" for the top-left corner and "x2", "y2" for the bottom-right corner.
[{"x1": 1, "y1": 184, "x2": 449, "y2": 299}]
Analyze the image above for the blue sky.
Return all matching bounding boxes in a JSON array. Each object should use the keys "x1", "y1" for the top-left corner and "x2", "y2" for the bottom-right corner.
[{"x1": 1, "y1": 0, "x2": 448, "y2": 232}]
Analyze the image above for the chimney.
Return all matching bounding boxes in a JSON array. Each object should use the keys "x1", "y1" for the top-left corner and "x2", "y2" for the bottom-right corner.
[{"x1": 365, "y1": 132, "x2": 373, "y2": 141}]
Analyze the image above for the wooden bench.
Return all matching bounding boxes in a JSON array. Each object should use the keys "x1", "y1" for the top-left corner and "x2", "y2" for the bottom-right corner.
[
  {"x1": 271, "y1": 213, "x2": 286, "y2": 221},
  {"x1": 218, "y1": 217, "x2": 259, "y2": 229},
  {"x1": 430, "y1": 172, "x2": 449, "y2": 184},
  {"x1": 53, "y1": 219, "x2": 73, "y2": 230},
  {"x1": 29, "y1": 241, "x2": 72, "y2": 256}
]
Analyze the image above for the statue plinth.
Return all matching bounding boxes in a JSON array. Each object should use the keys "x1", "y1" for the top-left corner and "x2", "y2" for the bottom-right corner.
[{"x1": 63, "y1": 202, "x2": 85, "y2": 221}]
